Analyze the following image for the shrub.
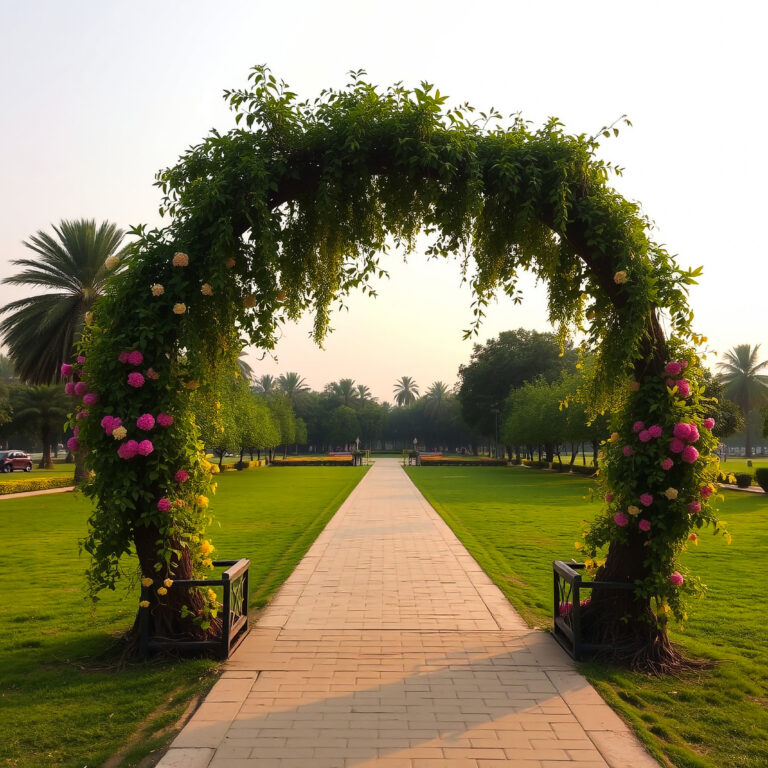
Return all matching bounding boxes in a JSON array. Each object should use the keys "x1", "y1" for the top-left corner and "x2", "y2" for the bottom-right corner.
[
  {"x1": 734, "y1": 472, "x2": 753, "y2": 489},
  {"x1": 570, "y1": 464, "x2": 598, "y2": 476},
  {"x1": 754, "y1": 468, "x2": 768, "y2": 492},
  {"x1": 0, "y1": 476, "x2": 74, "y2": 496}
]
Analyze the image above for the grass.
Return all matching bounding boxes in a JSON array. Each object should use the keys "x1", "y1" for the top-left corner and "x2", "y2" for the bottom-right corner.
[
  {"x1": 405, "y1": 465, "x2": 768, "y2": 768},
  {"x1": 0, "y1": 465, "x2": 368, "y2": 768},
  {"x1": 1, "y1": 461, "x2": 76, "y2": 481}
]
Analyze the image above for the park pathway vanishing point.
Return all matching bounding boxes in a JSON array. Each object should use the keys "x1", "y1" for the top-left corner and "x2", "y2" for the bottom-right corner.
[{"x1": 158, "y1": 458, "x2": 658, "y2": 768}]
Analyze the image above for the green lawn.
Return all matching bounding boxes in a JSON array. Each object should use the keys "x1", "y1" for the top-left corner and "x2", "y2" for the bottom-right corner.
[
  {"x1": 0, "y1": 465, "x2": 368, "y2": 768},
  {"x1": 406, "y1": 465, "x2": 768, "y2": 768},
  {"x1": 1, "y1": 461, "x2": 76, "y2": 480}
]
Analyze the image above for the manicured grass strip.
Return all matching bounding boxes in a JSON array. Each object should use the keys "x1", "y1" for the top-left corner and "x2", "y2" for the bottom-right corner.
[
  {"x1": 405, "y1": 465, "x2": 768, "y2": 768},
  {"x1": 0, "y1": 461, "x2": 76, "y2": 481},
  {"x1": 0, "y1": 465, "x2": 368, "y2": 768}
]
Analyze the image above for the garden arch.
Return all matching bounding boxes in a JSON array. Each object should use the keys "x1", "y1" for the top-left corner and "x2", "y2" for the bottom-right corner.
[{"x1": 69, "y1": 68, "x2": 724, "y2": 669}]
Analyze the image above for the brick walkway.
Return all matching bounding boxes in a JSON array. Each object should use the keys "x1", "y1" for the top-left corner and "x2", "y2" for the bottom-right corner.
[{"x1": 159, "y1": 459, "x2": 657, "y2": 768}]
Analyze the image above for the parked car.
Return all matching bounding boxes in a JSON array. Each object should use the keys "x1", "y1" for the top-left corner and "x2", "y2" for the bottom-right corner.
[{"x1": 0, "y1": 450, "x2": 33, "y2": 473}]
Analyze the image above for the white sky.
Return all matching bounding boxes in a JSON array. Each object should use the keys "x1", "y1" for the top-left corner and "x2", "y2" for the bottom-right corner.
[{"x1": 1, "y1": 0, "x2": 766, "y2": 403}]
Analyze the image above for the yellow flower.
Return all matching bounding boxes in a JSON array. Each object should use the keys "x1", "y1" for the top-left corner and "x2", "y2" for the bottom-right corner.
[
  {"x1": 200, "y1": 458, "x2": 211, "y2": 471},
  {"x1": 197, "y1": 495, "x2": 209, "y2": 508},
  {"x1": 185, "y1": 379, "x2": 200, "y2": 389},
  {"x1": 139, "y1": 600, "x2": 150, "y2": 608},
  {"x1": 151, "y1": 283, "x2": 165, "y2": 296},
  {"x1": 200, "y1": 540, "x2": 214, "y2": 555},
  {"x1": 105, "y1": 255, "x2": 120, "y2": 270},
  {"x1": 688, "y1": 533, "x2": 698, "y2": 545},
  {"x1": 210, "y1": 464, "x2": 220, "y2": 474},
  {"x1": 141, "y1": 577, "x2": 153, "y2": 587},
  {"x1": 157, "y1": 586, "x2": 168, "y2": 596},
  {"x1": 202, "y1": 557, "x2": 213, "y2": 568},
  {"x1": 211, "y1": 482, "x2": 218, "y2": 495},
  {"x1": 201, "y1": 283, "x2": 213, "y2": 296},
  {"x1": 627, "y1": 505, "x2": 641, "y2": 517},
  {"x1": 173, "y1": 303, "x2": 187, "y2": 315},
  {"x1": 207, "y1": 588, "x2": 217, "y2": 602},
  {"x1": 172, "y1": 252, "x2": 189, "y2": 267},
  {"x1": 243, "y1": 294, "x2": 256, "y2": 308},
  {"x1": 85, "y1": 311, "x2": 94, "y2": 325},
  {"x1": 112, "y1": 426, "x2": 127, "y2": 440},
  {"x1": 163, "y1": 578, "x2": 173, "y2": 588},
  {"x1": 664, "y1": 487, "x2": 678, "y2": 500},
  {"x1": 609, "y1": 432, "x2": 620, "y2": 443},
  {"x1": 613, "y1": 270, "x2": 628, "y2": 284}
]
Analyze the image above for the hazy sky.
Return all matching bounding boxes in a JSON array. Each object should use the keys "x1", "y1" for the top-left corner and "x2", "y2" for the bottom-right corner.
[{"x1": 1, "y1": 1, "x2": 765, "y2": 403}]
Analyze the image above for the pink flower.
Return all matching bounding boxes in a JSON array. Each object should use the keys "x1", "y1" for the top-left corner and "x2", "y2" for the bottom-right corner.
[
  {"x1": 157, "y1": 413, "x2": 174, "y2": 427},
  {"x1": 66, "y1": 437, "x2": 79, "y2": 452},
  {"x1": 670, "y1": 438, "x2": 685, "y2": 454},
  {"x1": 682, "y1": 445, "x2": 699, "y2": 464},
  {"x1": 676, "y1": 379, "x2": 691, "y2": 398},
  {"x1": 605, "y1": 492, "x2": 614, "y2": 502},
  {"x1": 669, "y1": 572, "x2": 684, "y2": 587},
  {"x1": 688, "y1": 425, "x2": 700, "y2": 442},
  {"x1": 117, "y1": 440, "x2": 140, "y2": 459},
  {"x1": 60, "y1": 363, "x2": 73, "y2": 377},
  {"x1": 622, "y1": 445, "x2": 633, "y2": 457},
  {"x1": 74, "y1": 381, "x2": 88, "y2": 396},
  {"x1": 76, "y1": 410, "x2": 88, "y2": 420},
  {"x1": 666, "y1": 378, "x2": 675, "y2": 386},
  {"x1": 673, "y1": 423, "x2": 692, "y2": 441},
  {"x1": 64, "y1": 382, "x2": 76, "y2": 395},
  {"x1": 136, "y1": 413, "x2": 155, "y2": 431},
  {"x1": 127, "y1": 350, "x2": 144, "y2": 366},
  {"x1": 83, "y1": 392, "x2": 98, "y2": 405},
  {"x1": 101, "y1": 415, "x2": 115, "y2": 433},
  {"x1": 638, "y1": 519, "x2": 651, "y2": 532},
  {"x1": 665, "y1": 361, "x2": 682, "y2": 376},
  {"x1": 639, "y1": 493, "x2": 653, "y2": 507},
  {"x1": 681, "y1": 360, "x2": 689, "y2": 369},
  {"x1": 127, "y1": 372, "x2": 145, "y2": 388},
  {"x1": 614, "y1": 512, "x2": 629, "y2": 527},
  {"x1": 137, "y1": 439, "x2": 154, "y2": 456},
  {"x1": 648, "y1": 425, "x2": 663, "y2": 438},
  {"x1": 703, "y1": 417, "x2": 715, "y2": 430},
  {"x1": 638, "y1": 430, "x2": 652, "y2": 443},
  {"x1": 76, "y1": 355, "x2": 86, "y2": 364},
  {"x1": 688, "y1": 501, "x2": 702, "y2": 514},
  {"x1": 146, "y1": 368, "x2": 160, "y2": 380},
  {"x1": 156, "y1": 498, "x2": 172, "y2": 512},
  {"x1": 661, "y1": 457, "x2": 674, "y2": 470},
  {"x1": 73, "y1": 426, "x2": 79, "y2": 438},
  {"x1": 118, "y1": 351, "x2": 130, "y2": 363},
  {"x1": 174, "y1": 469, "x2": 189, "y2": 483},
  {"x1": 700, "y1": 485, "x2": 713, "y2": 498},
  {"x1": 633, "y1": 421, "x2": 645, "y2": 433}
]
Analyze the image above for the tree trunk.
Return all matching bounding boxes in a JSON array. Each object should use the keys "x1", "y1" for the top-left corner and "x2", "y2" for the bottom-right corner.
[
  {"x1": 74, "y1": 453, "x2": 89, "y2": 483},
  {"x1": 39, "y1": 427, "x2": 53, "y2": 469},
  {"x1": 744, "y1": 416, "x2": 753, "y2": 458},
  {"x1": 569, "y1": 443, "x2": 578, "y2": 468}
]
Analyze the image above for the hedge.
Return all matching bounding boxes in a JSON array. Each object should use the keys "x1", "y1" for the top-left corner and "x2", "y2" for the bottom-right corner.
[{"x1": 0, "y1": 476, "x2": 74, "y2": 496}]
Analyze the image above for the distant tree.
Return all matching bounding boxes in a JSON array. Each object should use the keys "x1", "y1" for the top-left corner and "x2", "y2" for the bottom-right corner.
[
  {"x1": 458, "y1": 328, "x2": 574, "y2": 437},
  {"x1": 10, "y1": 385, "x2": 69, "y2": 468},
  {"x1": 266, "y1": 393, "x2": 297, "y2": 458},
  {"x1": 252, "y1": 374, "x2": 277, "y2": 396},
  {"x1": 700, "y1": 369, "x2": 744, "y2": 440},
  {"x1": 357, "y1": 402, "x2": 385, "y2": 449},
  {"x1": 278, "y1": 372, "x2": 310, "y2": 405},
  {"x1": 356, "y1": 384, "x2": 374, "y2": 403},
  {"x1": 716, "y1": 344, "x2": 768, "y2": 457},
  {"x1": 328, "y1": 405, "x2": 359, "y2": 446},
  {"x1": 423, "y1": 381, "x2": 450, "y2": 418},
  {"x1": 328, "y1": 378, "x2": 358, "y2": 407},
  {"x1": 393, "y1": 376, "x2": 419, "y2": 407},
  {"x1": 0, "y1": 354, "x2": 18, "y2": 381},
  {"x1": 0, "y1": 219, "x2": 126, "y2": 384}
]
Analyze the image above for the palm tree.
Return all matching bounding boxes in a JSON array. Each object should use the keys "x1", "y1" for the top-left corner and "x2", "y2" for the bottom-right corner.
[
  {"x1": 279, "y1": 372, "x2": 310, "y2": 404},
  {"x1": 11, "y1": 385, "x2": 69, "y2": 468},
  {"x1": 423, "y1": 380, "x2": 450, "y2": 418},
  {"x1": 356, "y1": 384, "x2": 374, "y2": 403},
  {"x1": 393, "y1": 375, "x2": 419, "y2": 407},
  {"x1": 332, "y1": 378, "x2": 358, "y2": 407},
  {"x1": 717, "y1": 344, "x2": 768, "y2": 457},
  {"x1": 236, "y1": 353, "x2": 254, "y2": 383},
  {"x1": 0, "y1": 219, "x2": 126, "y2": 384},
  {"x1": 252, "y1": 374, "x2": 277, "y2": 395}
]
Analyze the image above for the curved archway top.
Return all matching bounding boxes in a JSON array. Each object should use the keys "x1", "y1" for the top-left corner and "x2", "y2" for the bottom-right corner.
[{"x1": 147, "y1": 67, "x2": 697, "y2": 398}]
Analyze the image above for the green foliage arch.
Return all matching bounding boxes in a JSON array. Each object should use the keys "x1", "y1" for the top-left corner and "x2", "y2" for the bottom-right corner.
[{"x1": 69, "y1": 68, "x2": 724, "y2": 666}]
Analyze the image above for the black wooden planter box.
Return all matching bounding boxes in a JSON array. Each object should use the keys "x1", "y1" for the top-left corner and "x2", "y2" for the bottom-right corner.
[
  {"x1": 139, "y1": 558, "x2": 250, "y2": 659},
  {"x1": 552, "y1": 560, "x2": 634, "y2": 661}
]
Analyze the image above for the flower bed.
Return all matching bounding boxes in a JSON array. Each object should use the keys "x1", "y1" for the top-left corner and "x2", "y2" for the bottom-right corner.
[
  {"x1": 0, "y1": 477, "x2": 74, "y2": 496},
  {"x1": 419, "y1": 456, "x2": 507, "y2": 466},
  {"x1": 271, "y1": 456, "x2": 354, "y2": 466}
]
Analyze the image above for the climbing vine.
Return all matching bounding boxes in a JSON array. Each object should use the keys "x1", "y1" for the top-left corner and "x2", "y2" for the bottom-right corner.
[{"x1": 66, "y1": 66, "x2": 722, "y2": 664}]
